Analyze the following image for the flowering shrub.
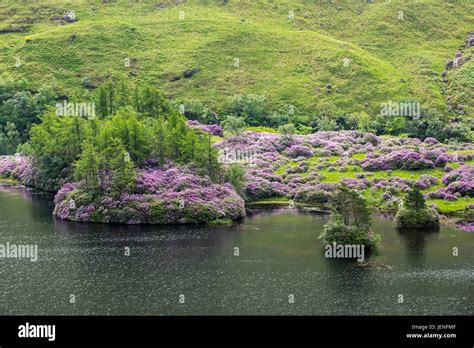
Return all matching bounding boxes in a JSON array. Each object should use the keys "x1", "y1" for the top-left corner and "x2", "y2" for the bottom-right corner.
[
  {"x1": 0, "y1": 155, "x2": 40, "y2": 187},
  {"x1": 293, "y1": 183, "x2": 337, "y2": 204},
  {"x1": 340, "y1": 178, "x2": 370, "y2": 190},
  {"x1": 245, "y1": 172, "x2": 288, "y2": 201},
  {"x1": 53, "y1": 165, "x2": 246, "y2": 224},
  {"x1": 425, "y1": 188, "x2": 458, "y2": 201},
  {"x1": 423, "y1": 137, "x2": 439, "y2": 145},
  {"x1": 414, "y1": 175, "x2": 438, "y2": 189},
  {"x1": 442, "y1": 165, "x2": 473, "y2": 185},
  {"x1": 0, "y1": 155, "x2": 33, "y2": 178},
  {"x1": 215, "y1": 131, "x2": 473, "y2": 214},
  {"x1": 284, "y1": 145, "x2": 313, "y2": 158},
  {"x1": 435, "y1": 154, "x2": 449, "y2": 167},
  {"x1": 187, "y1": 120, "x2": 223, "y2": 137},
  {"x1": 0, "y1": 156, "x2": 18, "y2": 177},
  {"x1": 361, "y1": 150, "x2": 436, "y2": 171},
  {"x1": 424, "y1": 165, "x2": 474, "y2": 198}
]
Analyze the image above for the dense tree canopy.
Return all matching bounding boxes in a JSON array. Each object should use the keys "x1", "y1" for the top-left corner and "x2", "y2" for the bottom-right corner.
[{"x1": 24, "y1": 81, "x2": 221, "y2": 192}]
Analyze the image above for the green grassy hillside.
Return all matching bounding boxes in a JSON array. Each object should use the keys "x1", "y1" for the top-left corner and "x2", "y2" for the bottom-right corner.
[{"x1": 0, "y1": 0, "x2": 473, "y2": 117}]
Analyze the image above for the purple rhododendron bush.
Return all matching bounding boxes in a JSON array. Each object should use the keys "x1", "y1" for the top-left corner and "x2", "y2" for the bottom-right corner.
[
  {"x1": 215, "y1": 130, "x2": 474, "y2": 221},
  {"x1": 52, "y1": 165, "x2": 245, "y2": 224},
  {"x1": 0, "y1": 155, "x2": 39, "y2": 186},
  {"x1": 187, "y1": 120, "x2": 223, "y2": 137}
]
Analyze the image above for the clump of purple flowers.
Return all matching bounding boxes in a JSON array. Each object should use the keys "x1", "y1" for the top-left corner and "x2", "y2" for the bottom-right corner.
[
  {"x1": 442, "y1": 165, "x2": 474, "y2": 186},
  {"x1": 293, "y1": 182, "x2": 337, "y2": 204},
  {"x1": 284, "y1": 145, "x2": 313, "y2": 158},
  {"x1": 0, "y1": 156, "x2": 19, "y2": 177},
  {"x1": 53, "y1": 165, "x2": 246, "y2": 224},
  {"x1": 424, "y1": 165, "x2": 474, "y2": 200},
  {"x1": 423, "y1": 137, "x2": 439, "y2": 145},
  {"x1": 361, "y1": 150, "x2": 436, "y2": 171},
  {"x1": 187, "y1": 120, "x2": 223, "y2": 137},
  {"x1": 415, "y1": 175, "x2": 438, "y2": 189},
  {"x1": 0, "y1": 155, "x2": 38, "y2": 186}
]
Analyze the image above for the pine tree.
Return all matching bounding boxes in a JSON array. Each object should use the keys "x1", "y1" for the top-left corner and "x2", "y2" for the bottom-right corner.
[
  {"x1": 332, "y1": 186, "x2": 371, "y2": 229},
  {"x1": 224, "y1": 164, "x2": 246, "y2": 196},
  {"x1": 320, "y1": 186, "x2": 378, "y2": 249},
  {"x1": 110, "y1": 146, "x2": 136, "y2": 194},
  {"x1": 74, "y1": 142, "x2": 99, "y2": 190},
  {"x1": 404, "y1": 187, "x2": 426, "y2": 211},
  {"x1": 151, "y1": 116, "x2": 167, "y2": 165},
  {"x1": 95, "y1": 83, "x2": 110, "y2": 118}
]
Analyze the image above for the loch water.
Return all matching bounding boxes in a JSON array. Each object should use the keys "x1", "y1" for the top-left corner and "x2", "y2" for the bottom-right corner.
[{"x1": 0, "y1": 185, "x2": 472, "y2": 315}]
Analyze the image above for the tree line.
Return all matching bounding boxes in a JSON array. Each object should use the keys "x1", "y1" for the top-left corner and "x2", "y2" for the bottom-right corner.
[{"x1": 21, "y1": 81, "x2": 220, "y2": 193}]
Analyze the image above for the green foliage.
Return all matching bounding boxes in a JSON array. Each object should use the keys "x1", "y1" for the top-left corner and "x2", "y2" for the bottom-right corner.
[
  {"x1": 294, "y1": 189, "x2": 330, "y2": 205},
  {"x1": 395, "y1": 207, "x2": 440, "y2": 229},
  {"x1": 446, "y1": 61, "x2": 474, "y2": 120},
  {"x1": 332, "y1": 186, "x2": 372, "y2": 230},
  {"x1": 26, "y1": 81, "x2": 221, "y2": 192},
  {"x1": 404, "y1": 188, "x2": 426, "y2": 211},
  {"x1": 28, "y1": 110, "x2": 87, "y2": 190},
  {"x1": 395, "y1": 187, "x2": 440, "y2": 228},
  {"x1": 75, "y1": 134, "x2": 137, "y2": 195},
  {"x1": 109, "y1": 144, "x2": 136, "y2": 194},
  {"x1": 245, "y1": 126, "x2": 277, "y2": 133},
  {"x1": 320, "y1": 214, "x2": 380, "y2": 248},
  {"x1": 0, "y1": 78, "x2": 57, "y2": 145},
  {"x1": 373, "y1": 114, "x2": 407, "y2": 136},
  {"x1": 222, "y1": 116, "x2": 246, "y2": 136},
  {"x1": 315, "y1": 115, "x2": 338, "y2": 131},
  {"x1": 319, "y1": 186, "x2": 379, "y2": 249},
  {"x1": 1, "y1": 1, "x2": 473, "y2": 140},
  {"x1": 334, "y1": 112, "x2": 358, "y2": 131},
  {"x1": 296, "y1": 124, "x2": 314, "y2": 135},
  {"x1": 278, "y1": 123, "x2": 296, "y2": 142},
  {"x1": 74, "y1": 142, "x2": 99, "y2": 190},
  {"x1": 149, "y1": 200, "x2": 166, "y2": 223},
  {"x1": 207, "y1": 218, "x2": 233, "y2": 226},
  {"x1": 97, "y1": 107, "x2": 151, "y2": 164},
  {"x1": 94, "y1": 80, "x2": 174, "y2": 119},
  {"x1": 407, "y1": 109, "x2": 472, "y2": 142},
  {"x1": 369, "y1": 107, "x2": 472, "y2": 142},
  {"x1": 172, "y1": 99, "x2": 217, "y2": 124},
  {"x1": 227, "y1": 94, "x2": 268, "y2": 126},
  {"x1": 224, "y1": 164, "x2": 246, "y2": 197},
  {"x1": 0, "y1": 122, "x2": 21, "y2": 155},
  {"x1": 357, "y1": 112, "x2": 375, "y2": 133}
]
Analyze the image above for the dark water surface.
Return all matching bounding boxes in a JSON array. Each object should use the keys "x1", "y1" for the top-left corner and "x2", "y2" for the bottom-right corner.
[{"x1": 0, "y1": 185, "x2": 473, "y2": 315}]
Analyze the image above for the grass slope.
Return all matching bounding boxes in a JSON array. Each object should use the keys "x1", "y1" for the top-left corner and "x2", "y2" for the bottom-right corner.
[{"x1": 0, "y1": 0, "x2": 473, "y2": 117}]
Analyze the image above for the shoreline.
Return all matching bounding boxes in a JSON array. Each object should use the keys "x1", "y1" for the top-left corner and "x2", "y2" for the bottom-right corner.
[
  {"x1": 1, "y1": 179, "x2": 472, "y2": 231},
  {"x1": 0, "y1": 178, "x2": 20, "y2": 185},
  {"x1": 247, "y1": 200, "x2": 472, "y2": 232}
]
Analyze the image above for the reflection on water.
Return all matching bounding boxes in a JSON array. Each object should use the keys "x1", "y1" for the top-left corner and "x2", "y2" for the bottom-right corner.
[
  {"x1": 0, "y1": 184, "x2": 473, "y2": 315},
  {"x1": 397, "y1": 228, "x2": 439, "y2": 266}
]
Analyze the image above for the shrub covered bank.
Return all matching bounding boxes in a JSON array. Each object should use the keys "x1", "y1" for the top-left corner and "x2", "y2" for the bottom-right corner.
[
  {"x1": 2, "y1": 128, "x2": 474, "y2": 227},
  {"x1": 215, "y1": 130, "x2": 474, "y2": 221},
  {"x1": 52, "y1": 165, "x2": 245, "y2": 224}
]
